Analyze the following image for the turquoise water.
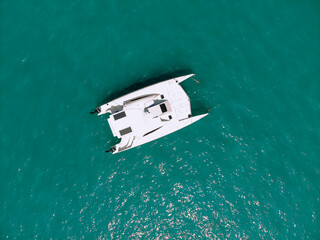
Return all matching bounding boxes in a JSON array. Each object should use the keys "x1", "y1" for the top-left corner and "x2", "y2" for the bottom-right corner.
[{"x1": 1, "y1": 0, "x2": 320, "y2": 239}]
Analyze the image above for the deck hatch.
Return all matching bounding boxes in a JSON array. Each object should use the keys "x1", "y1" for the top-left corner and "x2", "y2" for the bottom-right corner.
[
  {"x1": 119, "y1": 127, "x2": 132, "y2": 136},
  {"x1": 113, "y1": 111, "x2": 126, "y2": 120},
  {"x1": 160, "y1": 103, "x2": 167, "y2": 113}
]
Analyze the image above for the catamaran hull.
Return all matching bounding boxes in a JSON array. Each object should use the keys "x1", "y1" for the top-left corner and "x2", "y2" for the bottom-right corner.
[{"x1": 93, "y1": 74, "x2": 208, "y2": 154}]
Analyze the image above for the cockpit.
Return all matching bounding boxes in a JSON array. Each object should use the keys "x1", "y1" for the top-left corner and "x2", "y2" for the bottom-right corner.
[{"x1": 145, "y1": 100, "x2": 171, "y2": 118}]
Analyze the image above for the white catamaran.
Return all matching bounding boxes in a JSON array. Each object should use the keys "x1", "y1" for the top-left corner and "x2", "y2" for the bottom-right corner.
[{"x1": 92, "y1": 74, "x2": 208, "y2": 154}]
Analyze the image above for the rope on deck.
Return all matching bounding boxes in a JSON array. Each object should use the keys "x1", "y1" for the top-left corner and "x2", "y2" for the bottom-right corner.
[{"x1": 191, "y1": 76, "x2": 200, "y2": 83}]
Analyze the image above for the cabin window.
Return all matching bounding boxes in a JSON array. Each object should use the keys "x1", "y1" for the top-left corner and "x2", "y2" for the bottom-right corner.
[
  {"x1": 160, "y1": 103, "x2": 167, "y2": 113},
  {"x1": 127, "y1": 96, "x2": 145, "y2": 102},
  {"x1": 119, "y1": 127, "x2": 132, "y2": 136},
  {"x1": 143, "y1": 126, "x2": 162, "y2": 137},
  {"x1": 113, "y1": 111, "x2": 126, "y2": 120}
]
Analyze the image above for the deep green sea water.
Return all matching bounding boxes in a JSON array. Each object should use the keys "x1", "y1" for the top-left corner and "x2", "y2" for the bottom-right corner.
[{"x1": 1, "y1": 0, "x2": 320, "y2": 239}]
